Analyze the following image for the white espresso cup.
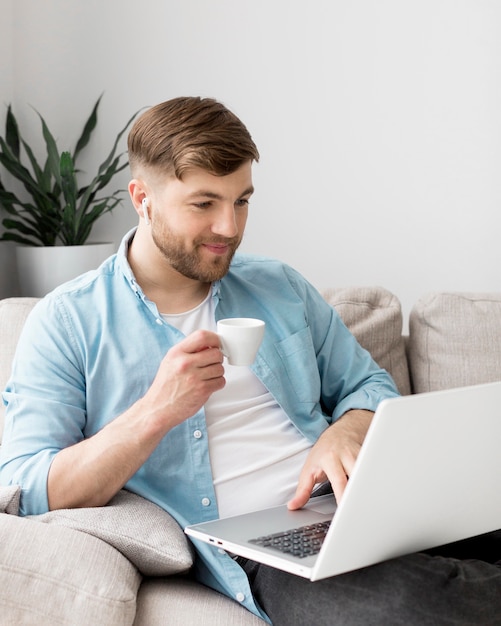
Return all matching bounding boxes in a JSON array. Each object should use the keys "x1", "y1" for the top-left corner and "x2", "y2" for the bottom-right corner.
[{"x1": 216, "y1": 318, "x2": 265, "y2": 366}]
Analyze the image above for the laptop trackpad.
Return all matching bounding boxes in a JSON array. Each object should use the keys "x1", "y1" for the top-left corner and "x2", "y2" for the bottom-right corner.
[{"x1": 306, "y1": 496, "x2": 337, "y2": 515}]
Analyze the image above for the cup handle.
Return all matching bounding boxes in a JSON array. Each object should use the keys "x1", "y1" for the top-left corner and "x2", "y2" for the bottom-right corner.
[{"x1": 218, "y1": 334, "x2": 229, "y2": 359}]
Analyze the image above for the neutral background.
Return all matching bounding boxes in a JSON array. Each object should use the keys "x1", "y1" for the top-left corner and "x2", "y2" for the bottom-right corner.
[{"x1": 1, "y1": 0, "x2": 500, "y2": 326}]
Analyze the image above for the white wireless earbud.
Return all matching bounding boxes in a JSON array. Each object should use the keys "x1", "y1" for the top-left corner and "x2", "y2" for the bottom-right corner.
[{"x1": 142, "y1": 197, "x2": 150, "y2": 226}]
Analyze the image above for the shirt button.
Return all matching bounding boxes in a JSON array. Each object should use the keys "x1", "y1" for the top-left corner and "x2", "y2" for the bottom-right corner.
[
  {"x1": 193, "y1": 430, "x2": 202, "y2": 439},
  {"x1": 236, "y1": 592, "x2": 245, "y2": 603},
  {"x1": 201, "y1": 497, "x2": 211, "y2": 507},
  {"x1": 155, "y1": 318, "x2": 163, "y2": 325}
]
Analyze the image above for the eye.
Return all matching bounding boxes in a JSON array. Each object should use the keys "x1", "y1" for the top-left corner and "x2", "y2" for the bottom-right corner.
[
  {"x1": 193, "y1": 201, "x2": 213, "y2": 209},
  {"x1": 235, "y1": 198, "x2": 250, "y2": 208}
]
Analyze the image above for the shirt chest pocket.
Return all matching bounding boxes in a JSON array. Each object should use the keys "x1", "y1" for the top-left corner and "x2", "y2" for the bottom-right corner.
[{"x1": 274, "y1": 327, "x2": 321, "y2": 404}]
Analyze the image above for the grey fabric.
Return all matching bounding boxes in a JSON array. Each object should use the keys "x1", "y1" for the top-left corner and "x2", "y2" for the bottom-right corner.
[
  {"x1": 0, "y1": 485, "x2": 20, "y2": 515},
  {"x1": 322, "y1": 286, "x2": 411, "y2": 395},
  {"x1": 134, "y1": 578, "x2": 266, "y2": 625},
  {"x1": 408, "y1": 292, "x2": 501, "y2": 393},
  {"x1": 0, "y1": 297, "x2": 40, "y2": 442},
  {"x1": 239, "y1": 531, "x2": 501, "y2": 626},
  {"x1": 0, "y1": 513, "x2": 141, "y2": 625},
  {"x1": 30, "y1": 489, "x2": 194, "y2": 576}
]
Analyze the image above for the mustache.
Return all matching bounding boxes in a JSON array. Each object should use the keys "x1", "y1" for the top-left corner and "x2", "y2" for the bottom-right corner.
[{"x1": 196, "y1": 236, "x2": 240, "y2": 247}]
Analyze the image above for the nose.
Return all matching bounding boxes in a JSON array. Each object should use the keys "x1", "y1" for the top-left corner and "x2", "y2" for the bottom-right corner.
[{"x1": 211, "y1": 204, "x2": 239, "y2": 238}]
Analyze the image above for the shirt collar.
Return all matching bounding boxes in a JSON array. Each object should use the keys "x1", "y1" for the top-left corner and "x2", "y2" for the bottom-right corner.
[
  {"x1": 116, "y1": 227, "x2": 145, "y2": 299},
  {"x1": 117, "y1": 226, "x2": 223, "y2": 306}
]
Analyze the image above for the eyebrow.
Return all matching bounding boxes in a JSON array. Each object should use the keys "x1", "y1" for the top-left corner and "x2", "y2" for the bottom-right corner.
[{"x1": 186, "y1": 186, "x2": 255, "y2": 201}]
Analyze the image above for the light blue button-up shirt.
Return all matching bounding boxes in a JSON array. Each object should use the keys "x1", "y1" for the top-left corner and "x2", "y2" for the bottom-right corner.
[{"x1": 0, "y1": 229, "x2": 399, "y2": 621}]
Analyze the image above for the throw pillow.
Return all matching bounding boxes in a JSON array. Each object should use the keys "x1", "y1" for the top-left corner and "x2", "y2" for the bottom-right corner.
[
  {"x1": 29, "y1": 489, "x2": 194, "y2": 576},
  {"x1": 0, "y1": 485, "x2": 20, "y2": 515}
]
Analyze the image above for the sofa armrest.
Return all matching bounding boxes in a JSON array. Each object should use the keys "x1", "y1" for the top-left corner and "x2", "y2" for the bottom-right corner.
[
  {"x1": 0, "y1": 513, "x2": 141, "y2": 625},
  {"x1": 0, "y1": 486, "x2": 194, "y2": 577}
]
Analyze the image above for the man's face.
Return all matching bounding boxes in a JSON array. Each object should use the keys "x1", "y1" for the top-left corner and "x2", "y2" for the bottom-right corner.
[{"x1": 148, "y1": 162, "x2": 253, "y2": 283}]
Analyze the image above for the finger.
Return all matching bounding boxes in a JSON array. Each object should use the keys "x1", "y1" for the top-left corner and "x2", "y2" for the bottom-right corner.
[
  {"x1": 325, "y1": 466, "x2": 349, "y2": 505},
  {"x1": 193, "y1": 346, "x2": 224, "y2": 370},
  {"x1": 287, "y1": 471, "x2": 324, "y2": 511},
  {"x1": 179, "y1": 330, "x2": 221, "y2": 354},
  {"x1": 287, "y1": 485, "x2": 312, "y2": 511},
  {"x1": 170, "y1": 333, "x2": 224, "y2": 374}
]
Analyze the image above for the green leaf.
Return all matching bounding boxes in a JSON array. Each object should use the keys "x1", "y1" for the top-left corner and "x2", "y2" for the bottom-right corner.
[
  {"x1": 75, "y1": 198, "x2": 118, "y2": 244},
  {"x1": 0, "y1": 138, "x2": 51, "y2": 206},
  {"x1": 1, "y1": 217, "x2": 44, "y2": 244},
  {"x1": 5, "y1": 105, "x2": 20, "y2": 159},
  {"x1": 73, "y1": 94, "x2": 102, "y2": 161},
  {"x1": 36, "y1": 109, "x2": 62, "y2": 188},
  {"x1": 21, "y1": 139, "x2": 50, "y2": 192},
  {"x1": 0, "y1": 180, "x2": 20, "y2": 213},
  {"x1": 60, "y1": 152, "x2": 78, "y2": 206},
  {"x1": 0, "y1": 97, "x2": 139, "y2": 246},
  {"x1": 3, "y1": 215, "x2": 39, "y2": 233}
]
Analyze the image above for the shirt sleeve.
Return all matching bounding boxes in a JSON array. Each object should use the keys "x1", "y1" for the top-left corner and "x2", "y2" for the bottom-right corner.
[
  {"x1": 287, "y1": 266, "x2": 400, "y2": 421},
  {"x1": 0, "y1": 296, "x2": 86, "y2": 515}
]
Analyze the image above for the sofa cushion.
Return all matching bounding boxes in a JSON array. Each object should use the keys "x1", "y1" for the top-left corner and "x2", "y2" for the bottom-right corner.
[
  {"x1": 134, "y1": 577, "x2": 265, "y2": 626},
  {"x1": 0, "y1": 513, "x2": 140, "y2": 625},
  {"x1": 0, "y1": 297, "x2": 40, "y2": 443},
  {"x1": 322, "y1": 287, "x2": 411, "y2": 395},
  {"x1": 408, "y1": 292, "x2": 501, "y2": 393},
  {"x1": 30, "y1": 489, "x2": 194, "y2": 577}
]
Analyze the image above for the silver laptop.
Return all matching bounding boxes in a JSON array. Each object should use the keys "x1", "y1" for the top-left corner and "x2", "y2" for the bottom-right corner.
[{"x1": 185, "y1": 382, "x2": 501, "y2": 581}]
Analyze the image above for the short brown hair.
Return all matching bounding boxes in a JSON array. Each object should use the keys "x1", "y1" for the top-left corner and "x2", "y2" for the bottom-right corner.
[{"x1": 128, "y1": 97, "x2": 259, "y2": 179}]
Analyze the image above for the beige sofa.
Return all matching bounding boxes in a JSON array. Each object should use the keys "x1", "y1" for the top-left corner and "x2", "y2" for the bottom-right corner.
[{"x1": 1, "y1": 287, "x2": 501, "y2": 625}]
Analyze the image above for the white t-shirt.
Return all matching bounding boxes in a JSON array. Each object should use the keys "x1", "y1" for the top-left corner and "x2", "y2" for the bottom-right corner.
[{"x1": 162, "y1": 293, "x2": 311, "y2": 518}]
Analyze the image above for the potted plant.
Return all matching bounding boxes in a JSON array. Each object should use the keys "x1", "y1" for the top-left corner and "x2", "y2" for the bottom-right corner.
[{"x1": 0, "y1": 95, "x2": 137, "y2": 296}]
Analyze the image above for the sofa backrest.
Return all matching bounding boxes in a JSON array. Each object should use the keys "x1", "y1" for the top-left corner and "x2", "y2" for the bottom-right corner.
[
  {"x1": 322, "y1": 286, "x2": 411, "y2": 395},
  {"x1": 0, "y1": 298, "x2": 40, "y2": 442},
  {"x1": 408, "y1": 292, "x2": 501, "y2": 394}
]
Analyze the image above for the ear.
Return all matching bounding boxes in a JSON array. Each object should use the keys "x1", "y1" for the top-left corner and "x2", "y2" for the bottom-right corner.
[{"x1": 128, "y1": 179, "x2": 149, "y2": 220}]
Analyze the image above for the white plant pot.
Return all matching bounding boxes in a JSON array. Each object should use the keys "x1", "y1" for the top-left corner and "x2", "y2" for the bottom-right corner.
[{"x1": 16, "y1": 242, "x2": 116, "y2": 297}]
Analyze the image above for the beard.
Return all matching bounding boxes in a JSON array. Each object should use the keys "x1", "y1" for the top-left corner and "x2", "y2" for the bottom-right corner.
[{"x1": 151, "y1": 226, "x2": 241, "y2": 283}]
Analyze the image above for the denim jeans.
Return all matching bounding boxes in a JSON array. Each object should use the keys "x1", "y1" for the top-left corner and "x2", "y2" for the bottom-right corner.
[{"x1": 238, "y1": 530, "x2": 501, "y2": 625}]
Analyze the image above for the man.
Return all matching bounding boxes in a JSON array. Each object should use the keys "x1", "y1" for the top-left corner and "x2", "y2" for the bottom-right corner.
[{"x1": 1, "y1": 97, "x2": 500, "y2": 625}]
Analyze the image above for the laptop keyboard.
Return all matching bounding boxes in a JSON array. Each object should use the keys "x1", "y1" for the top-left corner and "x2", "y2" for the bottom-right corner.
[{"x1": 249, "y1": 521, "x2": 331, "y2": 558}]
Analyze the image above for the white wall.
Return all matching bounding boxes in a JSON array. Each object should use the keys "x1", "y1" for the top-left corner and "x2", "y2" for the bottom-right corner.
[
  {"x1": 0, "y1": 0, "x2": 18, "y2": 296},
  {"x1": 2, "y1": 0, "x2": 501, "y2": 325},
  {"x1": 0, "y1": 3, "x2": 13, "y2": 97}
]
